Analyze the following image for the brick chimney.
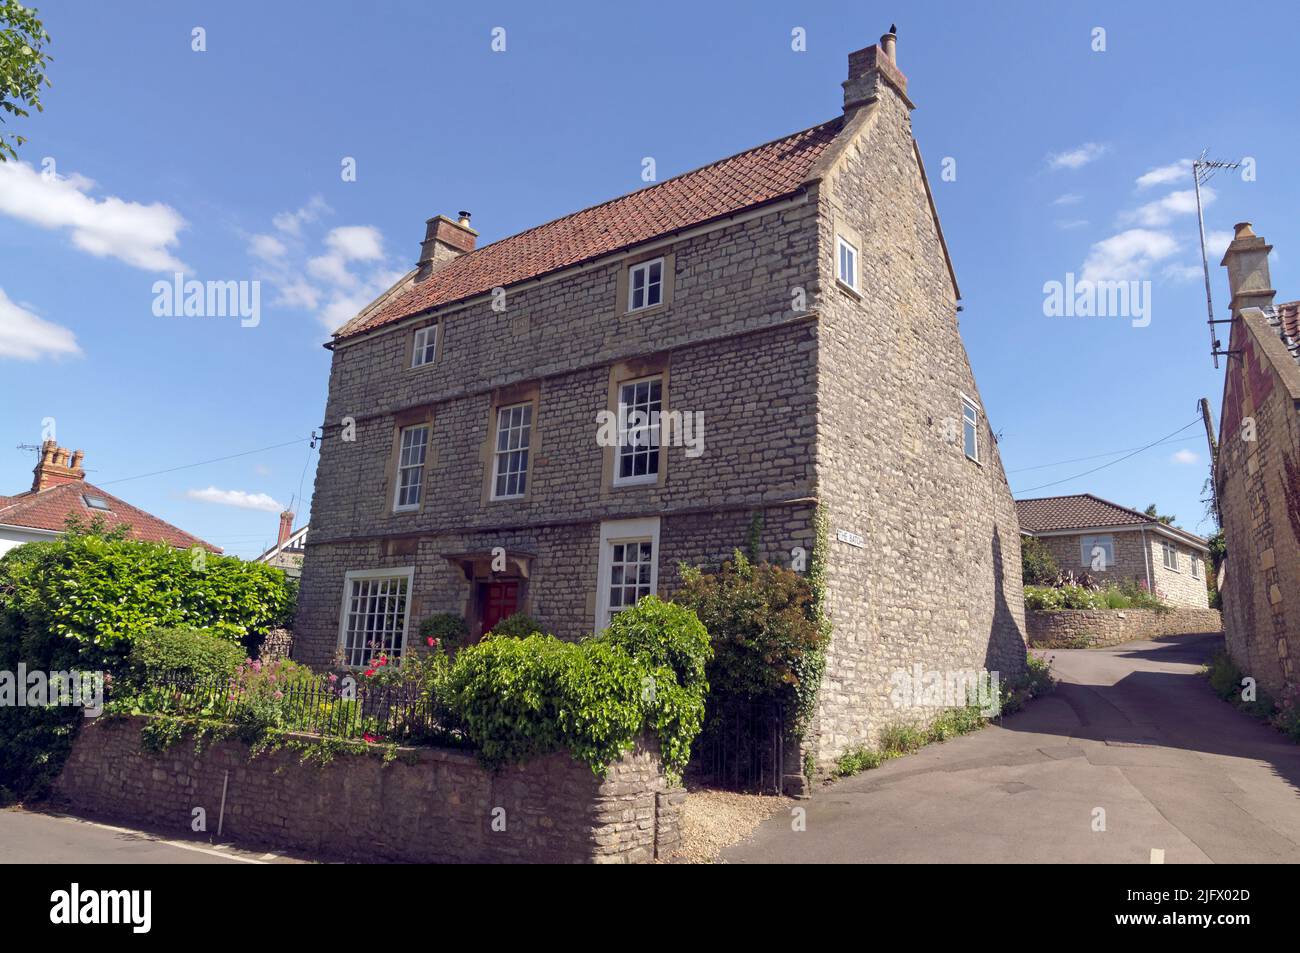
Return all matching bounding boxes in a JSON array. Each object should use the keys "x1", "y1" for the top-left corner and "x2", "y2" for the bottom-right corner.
[
  {"x1": 32, "y1": 440, "x2": 86, "y2": 492},
  {"x1": 277, "y1": 510, "x2": 295, "y2": 547},
  {"x1": 844, "y1": 25, "x2": 911, "y2": 113},
  {"x1": 416, "y1": 211, "x2": 477, "y2": 281},
  {"x1": 1220, "y1": 221, "x2": 1276, "y2": 316}
]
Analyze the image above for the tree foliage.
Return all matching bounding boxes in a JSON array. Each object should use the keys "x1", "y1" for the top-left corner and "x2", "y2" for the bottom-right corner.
[{"x1": 0, "y1": 0, "x2": 52, "y2": 161}]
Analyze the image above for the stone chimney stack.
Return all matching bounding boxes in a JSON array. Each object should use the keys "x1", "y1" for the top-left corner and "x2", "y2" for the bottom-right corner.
[
  {"x1": 32, "y1": 440, "x2": 86, "y2": 492},
  {"x1": 843, "y1": 25, "x2": 910, "y2": 113},
  {"x1": 1220, "y1": 222, "x2": 1276, "y2": 316},
  {"x1": 416, "y1": 212, "x2": 478, "y2": 281},
  {"x1": 277, "y1": 510, "x2": 295, "y2": 547}
]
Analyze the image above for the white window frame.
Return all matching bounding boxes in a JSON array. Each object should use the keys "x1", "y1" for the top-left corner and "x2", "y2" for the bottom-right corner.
[
  {"x1": 1162, "y1": 540, "x2": 1180, "y2": 571},
  {"x1": 337, "y1": 567, "x2": 414, "y2": 668},
  {"x1": 411, "y1": 325, "x2": 438, "y2": 368},
  {"x1": 960, "y1": 395, "x2": 980, "y2": 463},
  {"x1": 836, "y1": 235, "x2": 859, "y2": 292},
  {"x1": 393, "y1": 424, "x2": 429, "y2": 512},
  {"x1": 1191, "y1": 555, "x2": 1201, "y2": 578},
  {"x1": 595, "y1": 517, "x2": 660, "y2": 629},
  {"x1": 627, "y1": 258, "x2": 664, "y2": 313},
  {"x1": 490, "y1": 401, "x2": 533, "y2": 500},
  {"x1": 613, "y1": 375, "x2": 663, "y2": 487},
  {"x1": 1079, "y1": 534, "x2": 1115, "y2": 571}
]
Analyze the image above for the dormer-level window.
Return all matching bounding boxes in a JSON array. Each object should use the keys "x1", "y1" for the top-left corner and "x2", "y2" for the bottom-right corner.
[
  {"x1": 82, "y1": 494, "x2": 112, "y2": 512},
  {"x1": 627, "y1": 259, "x2": 663, "y2": 312},
  {"x1": 837, "y1": 236, "x2": 859, "y2": 291},
  {"x1": 961, "y1": 396, "x2": 980, "y2": 463},
  {"x1": 411, "y1": 325, "x2": 438, "y2": 368}
]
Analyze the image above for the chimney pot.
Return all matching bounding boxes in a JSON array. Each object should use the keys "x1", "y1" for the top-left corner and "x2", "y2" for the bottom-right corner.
[
  {"x1": 278, "y1": 510, "x2": 295, "y2": 547},
  {"x1": 1233, "y1": 222, "x2": 1256, "y2": 240},
  {"x1": 458, "y1": 211, "x2": 472, "y2": 227},
  {"x1": 880, "y1": 26, "x2": 897, "y2": 63}
]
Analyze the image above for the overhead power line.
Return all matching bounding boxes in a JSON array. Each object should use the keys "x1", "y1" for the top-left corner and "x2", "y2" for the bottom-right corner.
[
  {"x1": 1007, "y1": 435, "x2": 1196, "y2": 474},
  {"x1": 97, "y1": 437, "x2": 311, "y2": 487},
  {"x1": 1012, "y1": 418, "x2": 1203, "y2": 495}
]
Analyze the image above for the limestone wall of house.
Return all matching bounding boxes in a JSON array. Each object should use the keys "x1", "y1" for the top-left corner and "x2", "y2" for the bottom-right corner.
[
  {"x1": 1216, "y1": 311, "x2": 1300, "y2": 696},
  {"x1": 806, "y1": 87, "x2": 1026, "y2": 769},
  {"x1": 53, "y1": 718, "x2": 682, "y2": 864},
  {"x1": 1033, "y1": 531, "x2": 1209, "y2": 608}
]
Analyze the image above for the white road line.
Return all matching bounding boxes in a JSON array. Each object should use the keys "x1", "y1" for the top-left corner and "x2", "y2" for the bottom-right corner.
[{"x1": 40, "y1": 813, "x2": 271, "y2": 864}]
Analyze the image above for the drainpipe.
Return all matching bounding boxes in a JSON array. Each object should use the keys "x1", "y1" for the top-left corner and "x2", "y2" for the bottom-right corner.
[{"x1": 1141, "y1": 527, "x2": 1153, "y2": 592}]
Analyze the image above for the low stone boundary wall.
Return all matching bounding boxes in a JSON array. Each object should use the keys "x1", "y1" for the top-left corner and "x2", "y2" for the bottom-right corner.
[
  {"x1": 1027, "y1": 607, "x2": 1222, "y2": 649},
  {"x1": 52, "y1": 717, "x2": 683, "y2": 863}
]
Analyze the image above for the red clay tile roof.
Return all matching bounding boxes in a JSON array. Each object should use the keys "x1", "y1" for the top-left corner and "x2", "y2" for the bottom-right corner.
[
  {"x1": 0, "y1": 481, "x2": 221, "y2": 552},
  {"x1": 1015, "y1": 494, "x2": 1163, "y2": 533},
  {"x1": 335, "y1": 118, "x2": 844, "y2": 340},
  {"x1": 1278, "y1": 301, "x2": 1300, "y2": 341}
]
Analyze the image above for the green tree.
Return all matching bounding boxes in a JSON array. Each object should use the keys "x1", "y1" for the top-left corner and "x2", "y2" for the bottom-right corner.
[
  {"x1": 1143, "y1": 503, "x2": 1176, "y2": 526},
  {"x1": 0, "y1": 0, "x2": 51, "y2": 161}
]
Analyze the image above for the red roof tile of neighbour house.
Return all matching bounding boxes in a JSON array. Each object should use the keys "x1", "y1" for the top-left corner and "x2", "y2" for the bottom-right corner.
[
  {"x1": 335, "y1": 118, "x2": 844, "y2": 340},
  {"x1": 0, "y1": 482, "x2": 221, "y2": 552},
  {"x1": 1016, "y1": 494, "x2": 1166, "y2": 533},
  {"x1": 1277, "y1": 301, "x2": 1300, "y2": 340}
]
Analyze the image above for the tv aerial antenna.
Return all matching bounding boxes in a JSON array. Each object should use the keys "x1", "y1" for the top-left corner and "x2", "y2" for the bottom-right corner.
[{"x1": 1193, "y1": 150, "x2": 1240, "y2": 369}]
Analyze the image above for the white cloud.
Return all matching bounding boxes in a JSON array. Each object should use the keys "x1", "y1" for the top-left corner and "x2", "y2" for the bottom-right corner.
[
  {"x1": 272, "y1": 196, "x2": 331, "y2": 236},
  {"x1": 1171, "y1": 449, "x2": 1199, "y2": 465},
  {"x1": 1056, "y1": 219, "x2": 1090, "y2": 230},
  {"x1": 1124, "y1": 188, "x2": 1210, "y2": 227},
  {"x1": 186, "y1": 486, "x2": 283, "y2": 512},
  {"x1": 1053, "y1": 193, "x2": 1083, "y2": 206},
  {"x1": 0, "y1": 286, "x2": 81, "y2": 361},
  {"x1": 1081, "y1": 229, "x2": 1179, "y2": 282},
  {"x1": 1048, "y1": 143, "x2": 1107, "y2": 171},
  {"x1": 1137, "y1": 160, "x2": 1192, "y2": 189},
  {"x1": 1162, "y1": 263, "x2": 1203, "y2": 283},
  {"x1": 0, "y1": 161, "x2": 186, "y2": 271},
  {"x1": 1206, "y1": 229, "x2": 1233, "y2": 260},
  {"x1": 307, "y1": 225, "x2": 387, "y2": 288},
  {"x1": 248, "y1": 233, "x2": 287, "y2": 262}
]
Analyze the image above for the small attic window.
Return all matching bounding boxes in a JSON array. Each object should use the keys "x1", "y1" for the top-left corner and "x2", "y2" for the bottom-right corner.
[{"x1": 83, "y1": 494, "x2": 112, "y2": 511}]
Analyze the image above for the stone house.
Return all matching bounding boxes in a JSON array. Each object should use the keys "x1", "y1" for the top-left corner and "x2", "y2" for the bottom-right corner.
[
  {"x1": 1215, "y1": 221, "x2": 1300, "y2": 698},
  {"x1": 253, "y1": 510, "x2": 308, "y2": 579},
  {"x1": 1016, "y1": 494, "x2": 1211, "y2": 608},
  {"x1": 294, "y1": 29, "x2": 1027, "y2": 781},
  {"x1": 0, "y1": 441, "x2": 218, "y2": 556}
]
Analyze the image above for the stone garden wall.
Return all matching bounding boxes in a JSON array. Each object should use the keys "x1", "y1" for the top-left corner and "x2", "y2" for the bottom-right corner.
[
  {"x1": 52, "y1": 717, "x2": 683, "y2": 864},
  {"x1": 1026, "y1": 607, "x2": 1223, "y2": 649}
]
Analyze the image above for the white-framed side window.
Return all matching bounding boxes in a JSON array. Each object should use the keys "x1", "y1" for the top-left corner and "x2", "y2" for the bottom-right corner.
[
  {"x1": 595, "y1": 517, "x2": 660, "y2": 629},
  {"x1": 1191, "y1": 555, "x2": 1201, "y2": 578},
  {"x1": 1161, "y1": 540, "x2": 1179, "y2": 571},
  {"x1": 491, "y1": 401, "x2": 533, "y2": 500},
  {"x1": 1080, "y1": 534, "x2": 1116, "y2": 571},
  {"x1": 393, "y1": 424, "x2": 429, "y2": 511},
  {"x1": 961, "y1": 395, "x2": 980, "y2": 463},
  {"x1": 836, "y1": 235, "x2": 858, "y2": 291},
  {"x1": 338, "y1": 567, "x2": 413, "y2": 667},
  {"x1": 411, "y1": 324, "x2": 438, "y2": 368},
  {"x1": 614, "y1": 375, "x2": 663, "y2": 486},
  {"x1": 627, "y1": 258, "x2": 664, "y2": 312}
]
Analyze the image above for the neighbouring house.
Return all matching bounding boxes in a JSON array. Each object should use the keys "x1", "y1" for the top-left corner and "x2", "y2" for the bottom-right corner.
[
  {"x1": 1215, "y1": 221, "x2": 1300, "y2": 697},
  {"x1": 295, "y1": 28, "x2": 1027, "y2": 783},
  {"x1": 1015, "y1": 494, "x2": 1211, "y2": 608},
  {"x1": 253, "y1": 510, "x2": 308, "y2": 579},
  {"x1": 0, "y1": 441, "x2": 219, "y2": 555}
]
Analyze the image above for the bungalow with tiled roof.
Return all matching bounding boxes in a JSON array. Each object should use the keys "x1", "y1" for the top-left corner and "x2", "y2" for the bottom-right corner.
[
  {"x1": 295, "y1": 28, "x2": 1028, "y2": 788},
  {"x1": 1016, "y1": 494, "x2": 1210, "y2": 608},
  {"x1": 1214, "y1": 221, "x2": 1300, "y2": 697},
  {"x1": 0, "y1": 441, "x2": 219, "y2": 556}
]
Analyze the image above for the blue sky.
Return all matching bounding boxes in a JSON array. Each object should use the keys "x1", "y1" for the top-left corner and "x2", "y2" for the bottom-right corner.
[{"x1": 1, "y1": 0, "x2": 1295, "y2": 556}]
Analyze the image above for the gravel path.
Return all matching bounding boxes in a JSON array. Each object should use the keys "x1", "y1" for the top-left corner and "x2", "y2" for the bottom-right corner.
[{"x1": 670, "y1": 785, "x2": 791, "y2": 863}]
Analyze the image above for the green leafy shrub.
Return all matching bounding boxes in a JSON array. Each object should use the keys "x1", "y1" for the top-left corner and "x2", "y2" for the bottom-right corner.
[
  {"x1": 1020, "y1": 536, "x2": 1060, "y2": 585},
  {"x1": 602, "y1": 598, "x2": 710, "y2": 694},
  {"x1": 0, "y1": 531, "x2": 295, "y2": 671},
  {"x1": 676, "y1": 551, "x2": 826, "y2": 713},
  {"x1": 443, "y1": 597, "x2": 710, "y2": 776},
  {"x1": 418, "y1": 613, "x2": 471, "y2": 653},
  {"x1": 1206, "y1": 650, "x2": 1244, "y2": 702},
  {"x1": 129, "y1": 627, "x2": 247, "y2": 687},
  {"x1": 485, "y1": 612, "x2": 544, "y2": 639},
  {"x1": 1023, "y1": 581, "x2": 1166, "y2": 612}
]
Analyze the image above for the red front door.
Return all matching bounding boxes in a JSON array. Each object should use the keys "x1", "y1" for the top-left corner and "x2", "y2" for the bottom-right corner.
[{"x1": 481, "y1": 581, "x2": 519, "y2": 636}]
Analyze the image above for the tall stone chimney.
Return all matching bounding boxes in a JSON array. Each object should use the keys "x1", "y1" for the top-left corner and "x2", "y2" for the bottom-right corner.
[
  {"x1": 277, "y1": 510, "x2": 295, "y2": 547},
  {"x1": 1220, "y1": 222, "x2": 1276, "y2": 315},
  {"x1": 416, "y1": 211, "x2": 477, "y2": 281},
  {"x1": 32, "y1": 440, "x2": 86, "y2": 492},
  {"x1": 843, "y1": 25, "x2": 911, "y2": 113}
]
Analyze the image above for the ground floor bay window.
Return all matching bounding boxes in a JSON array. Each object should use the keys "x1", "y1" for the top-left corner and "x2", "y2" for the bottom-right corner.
[
  {"x1": 595, "y1": 517, "x2": 660, "y2": 629},
  {"x1": 338, "y1": 567, "x2": 413, "y2": 666}
]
